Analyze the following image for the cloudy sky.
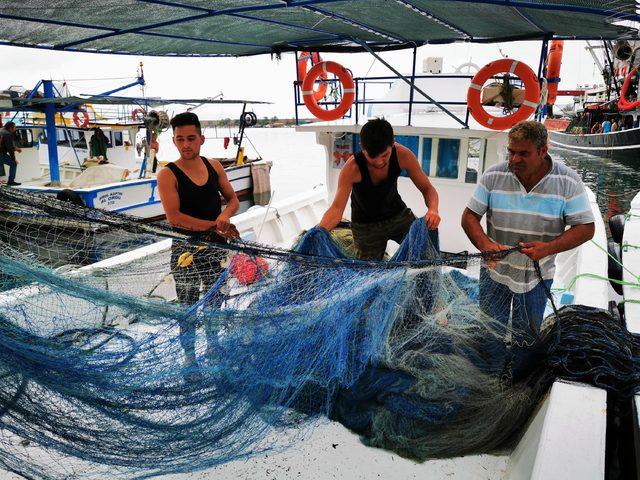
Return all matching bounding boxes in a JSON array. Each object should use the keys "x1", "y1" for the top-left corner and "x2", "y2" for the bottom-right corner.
[{"x1": 1, "y1": 40, "x2": 604, "y2": 120}]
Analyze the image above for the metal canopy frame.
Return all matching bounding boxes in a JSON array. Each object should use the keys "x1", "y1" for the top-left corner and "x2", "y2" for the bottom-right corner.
[
  {"x1": 294, "y1": 35, "x2": 555, "y2": 128},
  {"x1": 0, "y1": 0, "x2": 637, "y2": 57}
]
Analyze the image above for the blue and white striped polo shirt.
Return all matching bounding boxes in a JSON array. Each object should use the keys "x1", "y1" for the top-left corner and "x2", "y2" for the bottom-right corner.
[{"x1": 467, "y1": 158, "x2": 594, "y2": 293}]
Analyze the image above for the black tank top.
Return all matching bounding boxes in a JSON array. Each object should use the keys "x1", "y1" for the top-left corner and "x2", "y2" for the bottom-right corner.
[
  {"x1": 350, "y1": 145, "x2": 407, "y2": 224},
  {"x1": 166, "y1": 156, "x2": 222, "y2": 221}
]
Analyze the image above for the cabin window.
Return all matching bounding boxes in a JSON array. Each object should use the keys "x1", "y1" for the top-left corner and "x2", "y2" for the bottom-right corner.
[
  {"x1": 421, "y1": 137, "x2": 433, "y2": 174},
  {"x1": 123, "y1": 130, "x2": 131, "y2": 146},
  {"x1": 105, "y1": 131, "x2": 113, "y2": 148},
  {"x1": 436, "y1": 138, "x2": 459, "y2": 179},
  {"x1": 69, "y1": 130, "x2": 87, "y2": 149},
  {"x1": 15, "y1": 129, "x2": 33, "y2": 148},
  {"x1": 56, "y1": 129, "x2": 69, "y2": 146},
  {"x1": 465, "y1": 138, "x2": 483, "y2": 184},
  {"x1": 395, "y1": 135, "x2": 419, "y2": 157},
  {"x1": 114, "y1": 131, "x2": 123, "y2": 147},
  {"x1": 395, "y1": 135, "x2": 419, "y2": 177}
]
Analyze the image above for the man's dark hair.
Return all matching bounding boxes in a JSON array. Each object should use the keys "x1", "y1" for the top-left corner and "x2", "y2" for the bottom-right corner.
[
  {"x1": 359, "y1": 118, "x2": 394, "y2": 157},
  {"x1": 170, "y1": 112, "x2": 201, "y2": 135},
  {"x1": 4, "y1": 122, "x2": 15, "y2": 130}
]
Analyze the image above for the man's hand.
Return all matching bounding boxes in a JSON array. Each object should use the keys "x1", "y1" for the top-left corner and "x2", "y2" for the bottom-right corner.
[
  {"x1": 15, "y1": 147, "x2": 21, "y2": 153},
  {"x1": 424, "y1": 210, "x2": 441, "y2": 230},
  {"x1": 519, "y1": 241, "x2": 551, "y2": 262},
  {"x1": 214, "y1": 212, "x2": 232, "y2": 234},
  {"x1": 481, "y1": 240, "x2": 509, "y2": 270}
]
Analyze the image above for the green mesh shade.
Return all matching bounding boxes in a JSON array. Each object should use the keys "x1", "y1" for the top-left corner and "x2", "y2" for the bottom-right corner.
[{"x1": 0, "y1": 0, "x2": 636, "y2": 56}]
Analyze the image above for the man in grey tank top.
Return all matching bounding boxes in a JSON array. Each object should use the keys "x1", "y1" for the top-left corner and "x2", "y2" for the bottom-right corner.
[
  {"x1": 461, "y1": 121, "x2": 595, "y2": 378},
  {"x1": 318, "y1": 119, "x2": 441, "y2": 260}
]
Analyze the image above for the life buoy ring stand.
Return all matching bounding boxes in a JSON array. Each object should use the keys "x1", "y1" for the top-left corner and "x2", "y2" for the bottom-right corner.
[
  {"x1": 73, "y1": 111, "x2": 90, "y2": 129},
  {"x1": 132, "y1": 108, "x2": 146, "y2": 122},
  {"x1": 298, "y1": 51, "x2": 327, "y2": 101},
  {"x1": 618, "y1": 67, "x2": 640, "y2": 111},
  {"x1": 467, "y1": 59, "x2": 541, "y2": 131},
  {"x1": 302, "y1": 61, "x2": 355, "y2": 122}
]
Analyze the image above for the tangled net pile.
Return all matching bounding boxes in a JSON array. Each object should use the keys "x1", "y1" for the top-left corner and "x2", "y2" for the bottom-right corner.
[{"x1": 0, "y1": 186, "x2": 636, "y2": 479}]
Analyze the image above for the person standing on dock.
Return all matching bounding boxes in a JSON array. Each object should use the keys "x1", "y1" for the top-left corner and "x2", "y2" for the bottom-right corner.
[
  {"x1": 318, "y1": 118, "x2": 441, "y2": 260},
  {"x1": 0, "y1": 122, "x2": 22, "y2": 186},
  {"x1": 461, "y1": 120, "x2": 595, "y2": 379},
  {"x1": 157, "y1": 112, "x2": 239, "y2": 379}
]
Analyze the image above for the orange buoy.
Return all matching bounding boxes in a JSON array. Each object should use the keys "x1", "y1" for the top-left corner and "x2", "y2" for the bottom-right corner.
[
  {"x1": 618, "y1": 67, "x2": 640, "y2": 111},
  {"x1": 132, "y1": 108, "x2": 145, "y2": 122},
  {"x1": 230, "y1": 254, "x2": 268, "y2": 285},
  {"x1": 73, "y1": 111, "x2": 90, "y2": 128},
  {"x1": 298, "y1": 51, "x2": 327, "y2": 101},
  {"x1": 545, "y1": 40, "x2": 564, "y2": 106},
  {"x1": 302, "y1": 61, "x2": 355, "y2": 122},
  {"x1": 467, "y1": 59, "x2": 540, "y2": 131}
]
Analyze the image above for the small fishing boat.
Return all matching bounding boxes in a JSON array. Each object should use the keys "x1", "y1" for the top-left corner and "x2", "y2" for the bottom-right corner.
[
  {"x1": 1, "y1": 76, "x2": 271, "y2": 220},
  {"x1": 547, "y1": 41, "x2": 640, "y2": 163}
]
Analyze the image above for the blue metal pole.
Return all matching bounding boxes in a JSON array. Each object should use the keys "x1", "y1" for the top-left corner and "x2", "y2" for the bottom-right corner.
[
  {"x1": 408, "y1": 46, "x2": 417, "y2": 126},
  {"x1": 43, "y1": 80, "x2": 60, "y2": 185},
  {"x1": 354, "y1": 78, "x2": 359, "y2": 124},
  {"x1": 536, "y1": 38, "x2": 549, "y2": 121}
]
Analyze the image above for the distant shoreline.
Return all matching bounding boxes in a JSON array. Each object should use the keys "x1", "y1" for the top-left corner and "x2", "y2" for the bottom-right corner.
[{"x1": 201, "y1": 118, "x2": 317, "y2": 128}]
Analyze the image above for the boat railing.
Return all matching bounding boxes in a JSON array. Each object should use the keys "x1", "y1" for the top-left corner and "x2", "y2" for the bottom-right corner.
[
  {"x1": 293, "y1": 73, "x2": 521, "y2": 128},
  {"x1": 293, "y1": 72, "x2": 523, "y2": 127}
]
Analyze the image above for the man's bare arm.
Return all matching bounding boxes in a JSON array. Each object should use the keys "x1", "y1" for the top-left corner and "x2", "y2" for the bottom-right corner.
[
  {"x1": 398, "y1": 145, "x2": 440, "y2": 229},
  {"x1": 318, "y1": 160, "x2": 356, "y2": 231},
  {"x1": 210, "y1": 160, "x2": 240, "y2": 231},
  {"x1": 520, "y1": 223, "x2": 595, "y2": 261}
]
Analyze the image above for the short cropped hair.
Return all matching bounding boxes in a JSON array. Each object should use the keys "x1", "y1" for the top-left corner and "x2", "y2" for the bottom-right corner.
[
  {"x1": 4, "y1": 122, "x2": 15, "y2": 130},
  {"x1": 509, "y1": 120, "x2": 548, "y2": 150},
  {"x1": 170, "y1": 112, "x2": 201, "y2": 135},
  {"x1": 360, "y1": 118, "x2": 394, "y2": 157}
]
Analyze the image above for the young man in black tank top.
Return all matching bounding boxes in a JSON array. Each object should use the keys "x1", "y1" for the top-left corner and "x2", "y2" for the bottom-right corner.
[
  {"x1": 318, "y1": 119, "x2": 440, "y2": 260},
  {"x1": 157, "y1": 112, "x2": 239, "y2": 378}
]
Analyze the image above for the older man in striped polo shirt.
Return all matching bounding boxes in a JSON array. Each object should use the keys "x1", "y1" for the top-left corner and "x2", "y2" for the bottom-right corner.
[{"x1": 461, "y1": 120, "x2": 594, "y2": 378}]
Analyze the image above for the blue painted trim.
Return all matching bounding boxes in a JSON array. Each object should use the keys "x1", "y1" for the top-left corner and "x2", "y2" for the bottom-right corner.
[{"x1": 112, "y1": 199, "x2": 162, "y2": 213}]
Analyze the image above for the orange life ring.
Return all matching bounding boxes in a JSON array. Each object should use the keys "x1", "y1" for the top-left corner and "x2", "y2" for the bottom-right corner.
[
  {"x1": 545, "y1": 40, "x2": 563, "y2": 106},
  {"x1": 132, "y1": 108, "x2": 146, "y2": 122},
  {"x1": 618, "y1": 67, "x2": 640, "y2": 111},
  {"x1": 467, "y1": 59, "x2": 540, "y2": 131},
  {"x1": 298, "y1": 51, "x2": 327, "y2": 101},
  {"x1": 73, "y1": 111, "x2": 90, "y2": 129},
  {"x1": 302, "y1": 61, "x2": 355, "y2": 122}
]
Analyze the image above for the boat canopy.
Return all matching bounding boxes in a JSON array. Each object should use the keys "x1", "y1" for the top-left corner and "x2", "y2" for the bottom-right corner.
[{"x1": 1, "y1": 1, "x2": 637, "y2": 57}]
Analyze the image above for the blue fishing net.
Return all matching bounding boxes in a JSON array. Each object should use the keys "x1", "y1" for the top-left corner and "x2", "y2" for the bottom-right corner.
[{"x1": 0, "y1": 186, "x2": 633, "y2": 479}]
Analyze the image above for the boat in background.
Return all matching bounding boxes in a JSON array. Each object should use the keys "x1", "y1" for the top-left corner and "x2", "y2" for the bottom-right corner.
[
  {"x1": 0, "y1": 74, "x2": 271, "y2": 220},
  {"x1": 547, "y1": 41, "x2": 640, "y2": 162}
]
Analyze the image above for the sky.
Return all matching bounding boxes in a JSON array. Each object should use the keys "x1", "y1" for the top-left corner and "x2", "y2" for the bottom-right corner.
[{"x1": 0, "y1": 40, "x2": 605, "y2": 120}]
